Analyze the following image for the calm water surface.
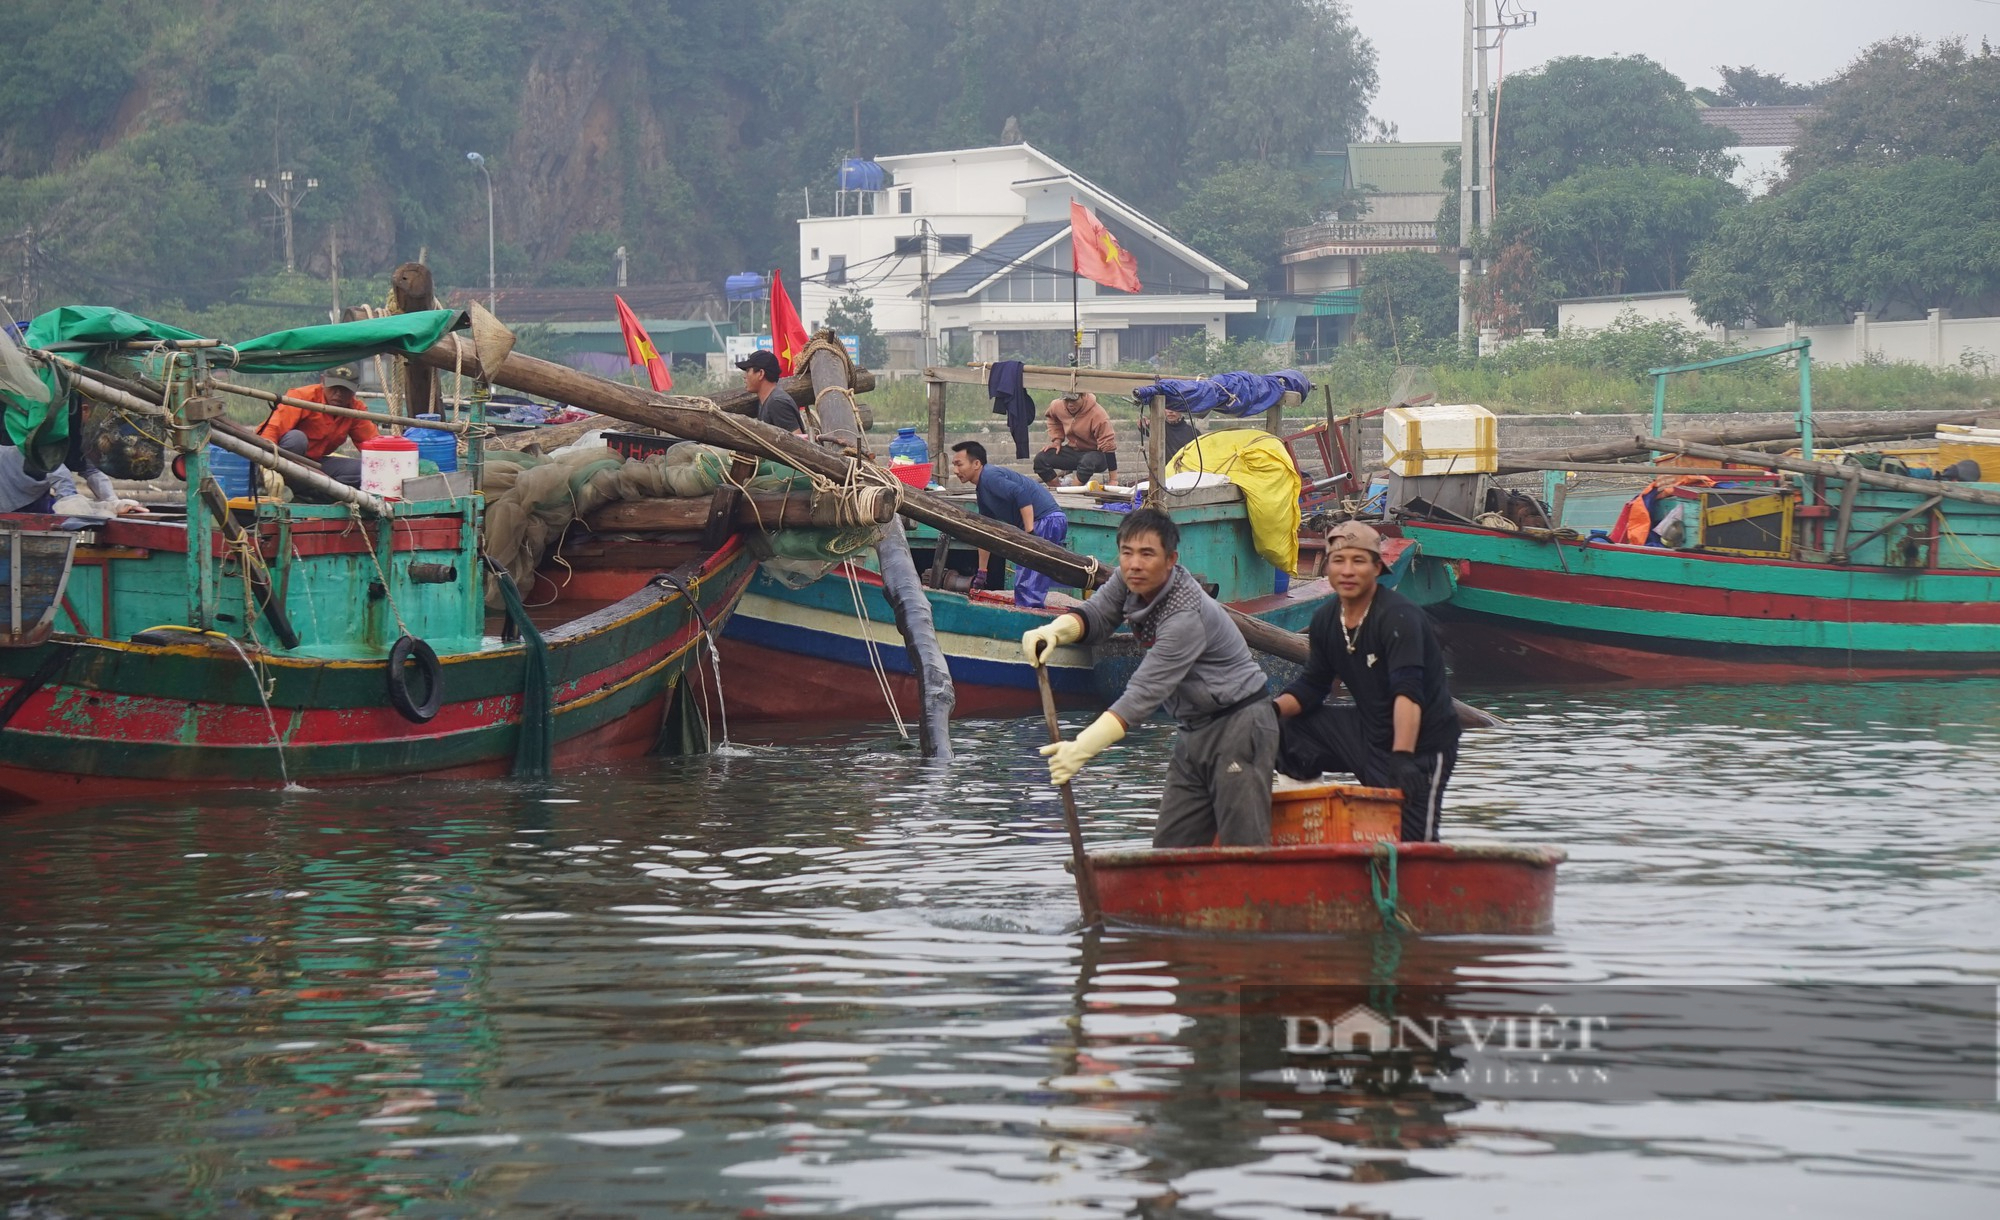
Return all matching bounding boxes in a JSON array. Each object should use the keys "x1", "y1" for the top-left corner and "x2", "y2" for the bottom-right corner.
[{"x1": 4, "y1": 681, "x2": 1999, "y2": 1217}]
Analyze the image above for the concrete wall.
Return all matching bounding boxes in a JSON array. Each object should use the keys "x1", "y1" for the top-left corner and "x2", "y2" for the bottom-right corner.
[{"x1": 1554, "y1": 295, "x2": 2000, "y2": 370}]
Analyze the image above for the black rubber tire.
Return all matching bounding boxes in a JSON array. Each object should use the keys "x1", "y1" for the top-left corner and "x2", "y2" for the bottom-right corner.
[{"x1": 386, "y1": 635, "x2": 443, "y2": 723}]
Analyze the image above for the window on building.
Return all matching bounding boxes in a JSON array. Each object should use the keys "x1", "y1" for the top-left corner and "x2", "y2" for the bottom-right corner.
[
  {"x1": 827, "y1": 254, "x2": 847, "y2": 286},
  {"x1": 809, "y1": 247, "x2": 820, "y2": 261},
  {"x1": 981, "y1": 244, "x2": 1070, "y2": 303},
  {"x1": 893, "y1": 235, "x2": 924, "y2": 256},
  {"x1": 939, "y1": 234, "x2": 971, "y2": 256},
  {"x1": 898, "y1": 188, "x2": 913, "y2": 214}
]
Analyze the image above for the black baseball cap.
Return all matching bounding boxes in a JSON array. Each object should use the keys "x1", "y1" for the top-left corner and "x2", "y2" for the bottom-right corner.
[{"x1": 735, "y1": 350, "x2": 782, "y2": 379}]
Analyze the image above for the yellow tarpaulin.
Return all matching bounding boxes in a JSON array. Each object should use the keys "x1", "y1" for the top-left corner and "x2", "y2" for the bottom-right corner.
[{"x1": 1165, "y1": 428, "x2": 1300, "y2": 574}]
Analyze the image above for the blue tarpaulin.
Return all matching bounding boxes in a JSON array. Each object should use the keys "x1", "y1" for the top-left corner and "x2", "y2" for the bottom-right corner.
[{"x1": 1132, "y1": 369, "x2": 1312, "y2": 418}]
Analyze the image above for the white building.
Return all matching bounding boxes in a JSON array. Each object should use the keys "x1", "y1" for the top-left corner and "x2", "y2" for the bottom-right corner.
[{"x1": 796, "y1": 144, "x2": 1252, "y2": 370}]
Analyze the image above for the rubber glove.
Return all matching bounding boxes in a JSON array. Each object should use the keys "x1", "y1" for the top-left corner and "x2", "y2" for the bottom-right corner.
[
  {"x1": 1040, "y1": 712, "x2": 1126, "y2": 785},
  {"x1": 1020, "y1": 613, "x2": 1083, "y2": 666}
]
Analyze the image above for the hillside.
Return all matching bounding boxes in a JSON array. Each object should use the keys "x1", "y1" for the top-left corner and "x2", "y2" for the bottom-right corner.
[{"x1": 0, "y1": 0, "x2": 1377, "y2": 319}]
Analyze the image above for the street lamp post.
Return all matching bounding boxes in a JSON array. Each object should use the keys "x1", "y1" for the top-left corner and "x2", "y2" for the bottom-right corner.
[{"x1": 466, "y1": 152, "x2": 494, "y2": 312}]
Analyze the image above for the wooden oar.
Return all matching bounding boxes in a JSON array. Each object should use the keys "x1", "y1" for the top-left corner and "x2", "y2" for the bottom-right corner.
[{"x1": 1036, "y1": 665, "x2": 1102, "y2": 928}]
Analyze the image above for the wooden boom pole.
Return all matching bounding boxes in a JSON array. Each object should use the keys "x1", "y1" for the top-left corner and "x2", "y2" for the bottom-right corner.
[{"x1": 416, "y1": 333, "x2": 1107, "y2": 589}]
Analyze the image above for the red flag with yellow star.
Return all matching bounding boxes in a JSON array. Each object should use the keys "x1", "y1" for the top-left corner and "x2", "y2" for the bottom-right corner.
[
  {"x1": 1070, "y1": 201, "x2": 1141, "y2": 294},
  {"x1": 614, "y1": 294, "x2": 672, "y2": 392},
  {"x1": 769, "y1": 270, "x2": 810, "y2": 377}
]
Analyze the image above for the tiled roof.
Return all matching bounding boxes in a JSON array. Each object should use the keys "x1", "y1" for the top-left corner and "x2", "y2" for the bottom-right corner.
[
  {"x1": 443, "y1": 283, "x2": 724, "y2": 323},
  {"x1": 1696, "y1": 105, "x2": 1818, "y2": 148},
  {"x1": 923, "y1": 220, "x2": 1070, "y2": 297}
]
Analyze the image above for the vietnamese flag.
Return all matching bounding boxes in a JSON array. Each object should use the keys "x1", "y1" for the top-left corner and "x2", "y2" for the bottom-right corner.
[
  {"x1": 1070, "y1": 201, "x2": 1141, "y2": 294},
  {"x1": 614, "y1": 294, "x2": 672, "y2": 392},
  {"x1": 769, "y1": 270, "x2": 810, "y2": 376}
]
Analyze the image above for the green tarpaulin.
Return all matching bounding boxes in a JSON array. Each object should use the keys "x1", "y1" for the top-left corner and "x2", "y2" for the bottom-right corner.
[
  {"x1": 5, "y1": 307, "x2": 209, "y2": 466},
  {"x1": 3, "y1": 306, "x2": 470, "y2": 467},
  {"x1": 227, "y1": 309, "x2": 467, "y2": 374}
]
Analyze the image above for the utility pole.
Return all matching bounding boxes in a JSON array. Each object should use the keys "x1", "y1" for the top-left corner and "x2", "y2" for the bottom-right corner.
[
  {"x1": 917, "y1": 220, "x2": 934, "y2": 369},
  {"x1": 16, "y1": 227, "x2": 33, "y2": 319},
  {"x1": 1457, "y1": 0, "x2": 1477, "y2": 350},
  {"x1": 1457, "y1": 1, "x2": 1537, "y2": 350},
  {"x1": 254, "y1": 170, "x2": 317, "y2": 274}
]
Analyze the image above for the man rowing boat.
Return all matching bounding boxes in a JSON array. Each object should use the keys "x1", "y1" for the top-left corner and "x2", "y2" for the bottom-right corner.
[{"x1": 1022, "y1": 506, "x2": 1276, "y2": 846}]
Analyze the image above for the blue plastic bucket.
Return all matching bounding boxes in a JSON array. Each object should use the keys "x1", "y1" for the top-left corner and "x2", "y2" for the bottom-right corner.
[
  {"x1": 405, "y1": 414, "x2": 458, "y2": 472},
  {"x1": 205, "y1": 445, "x2": 253, "y2": 498}
]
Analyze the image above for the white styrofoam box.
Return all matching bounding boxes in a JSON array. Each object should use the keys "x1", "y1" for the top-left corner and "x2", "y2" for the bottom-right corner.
[{"x1": 1382, "y1": 404, "x2": 1498, "y2": 477}]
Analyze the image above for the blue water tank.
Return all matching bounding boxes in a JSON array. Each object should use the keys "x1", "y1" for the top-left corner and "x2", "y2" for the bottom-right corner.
[
  {"x1": 405, "y1": 414, "x2": 458, "y2": 473},
  {"x1": 724, "y1": 272, "x2": 766, "y2": 302},
  {"x1": 839, "y1": 158, "x2": 887, "y2": 192},
  {"x1": 888, "y1": 426, "x2": 929, "y2": 466},
  {"x1": 206, "y1": 445, "x2": 253, "y2": 498}
]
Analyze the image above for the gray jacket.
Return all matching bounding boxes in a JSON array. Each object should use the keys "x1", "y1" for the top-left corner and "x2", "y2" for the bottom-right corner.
[{"x1": 1075, "y1": 564, "x2": 1268, "y2": 727}]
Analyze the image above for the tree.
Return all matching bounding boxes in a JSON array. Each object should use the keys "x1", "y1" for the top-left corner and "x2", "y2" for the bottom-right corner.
[
  {"x1": 822, "y1": 292, "x2": 888, "y2": 368},
  {"x1": 1437, "y1": 55, "x2": 1735, "y2": 246},
  {"x1": 1684, "y1": 154, "x2": 2000, "y2": 325},
  {"x1": 1357, "y1": 252, "x2": 1458, "y2": 356},
  {"x1": 1167, "y1": 161, "x2": 1321, "y2": 291},
  {"x1": 1709, "y1": 65, "x2": 1820, "y2": 106},
  {"x1": 1785, "y1": 37, "x2": 2000, "y2": 181},
  {"x1": 1499, "y1": 166, "x2": 1741, "y2": 301}
]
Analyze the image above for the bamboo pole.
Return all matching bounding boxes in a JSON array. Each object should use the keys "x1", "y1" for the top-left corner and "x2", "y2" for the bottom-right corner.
[
  {"x1": 1496, "y1": 409, "x2": 2000, "y2": 474},
  {"x1": 206, "y1": 427, "x2": 391, "y2": 516},
  {"x1": 45, "y1": 361, "x2": 390, "y2": 516},
  {"x1": 208, "y1": 378, "x2": 471, "y2": 435},
  {"x1": 1639, "y1": 436, "x2": 2000, "y2": 509}
]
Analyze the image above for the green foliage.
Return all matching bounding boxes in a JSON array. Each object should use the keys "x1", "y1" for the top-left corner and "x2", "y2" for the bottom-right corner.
[
  {"x1": 1685, "y1": 154, "x2": 2000, "y2": 325},
  {"x1": 1155, "y1": 333, "x2": 1289, "y2": 376},
  {"x1": 1356, "y1": 252, "x2": 1459, "y2": 357},
  {"x1": 1700, "y1": 65, "x2": 1822, "y2": 107},
  {"x1": 1499, "y1": 166, "x2": 1742, "y2": 300},
  {"x1": 0, "y1": 0, "x2": 1382, "y2": 325},
  {"x1": 1168, "y1": 161, "x2": 1322, "y2": 291},
  {"x1": 821, "y1": 292, "x2": 888, "y2": 368},
  {"x1": 538, "y1": 234, "x2": 627, "y2": 288},
  {"x1": 1786, "y1": 38, "x2": 2000, "y2": 181},
  {"x1": 1301, "y1": 315, "x2": 2000, "y2": 415},
  {"x1": 1438, "y1": 55, "x2": 1735, "y2": 248}
]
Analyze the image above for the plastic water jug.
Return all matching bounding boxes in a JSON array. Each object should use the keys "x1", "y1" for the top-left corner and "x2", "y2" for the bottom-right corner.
[
  {"x1": 205, "y1": 445, "x2": 254, "y2": 498},
  {"x1": 405, "y1": 413, "x2": 458, "y2": 472},
  {"x1": 360, "y1": 436, "x2": 420, "y2": 499},
  {"x1": 888, "y1": 426, "x2": 929, "y2": 467}
]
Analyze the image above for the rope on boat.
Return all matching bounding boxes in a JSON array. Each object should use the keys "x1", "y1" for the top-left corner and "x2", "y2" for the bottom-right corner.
[
  {"x1": 485, "y1": 556, "x2": 553, "y2": 778},
  {"x1": 1369, "y1": 840, "x2": 1419, "y2": 934},
  {"x1": 656, "y1": 571, "x2": 731, "y2": 752},
  {"x1": 844, "y1": 563, "x2": 911, "y2": 743}
]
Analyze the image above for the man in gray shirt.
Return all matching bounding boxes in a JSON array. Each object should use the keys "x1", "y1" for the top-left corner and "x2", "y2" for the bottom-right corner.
[
  {"x1": 735, "y1": 349, "x2": 804, "y2": 433},
  {"x1": 1022, "y1": 506, "x2": 1276, "y2": 847}
]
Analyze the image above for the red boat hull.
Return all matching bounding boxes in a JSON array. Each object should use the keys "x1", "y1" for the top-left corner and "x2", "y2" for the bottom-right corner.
[{"x1": 1087, "y1": 841, "x2": 1565, "y2": 935}]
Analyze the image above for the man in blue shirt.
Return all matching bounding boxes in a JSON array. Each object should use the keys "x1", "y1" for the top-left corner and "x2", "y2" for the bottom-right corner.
[{"x1": 948, "y1": 440, "x2": 1066, "y2": 607}]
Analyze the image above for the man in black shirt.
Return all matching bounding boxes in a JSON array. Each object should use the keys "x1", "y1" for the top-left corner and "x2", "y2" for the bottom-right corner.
[
  {"x1": 1274, "y1": 521, "x2": 1461, "y2": 841},
  {"x1": 736, "y1": 350, "x2": 805, "y2": 433}
]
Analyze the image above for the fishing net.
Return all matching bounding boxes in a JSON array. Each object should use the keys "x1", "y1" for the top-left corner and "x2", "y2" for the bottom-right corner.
[{"x1": 481, "y1": 443, "x2": 730, "y2": 604}]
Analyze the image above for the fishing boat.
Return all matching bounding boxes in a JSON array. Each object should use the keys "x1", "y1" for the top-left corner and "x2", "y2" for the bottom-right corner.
[
  {"x1": 1085, "y1": 841, "x2": 1565, "y2": 935},
  {"x1": 0, "y1": 306, "x2": 761, "y2": 808},
  {"x1": 1390, "y1": 340, "x2": 2000, "y2": 684},
  {"x1": 719, "y1": 479, "x2": 1339, "y2": 721}
]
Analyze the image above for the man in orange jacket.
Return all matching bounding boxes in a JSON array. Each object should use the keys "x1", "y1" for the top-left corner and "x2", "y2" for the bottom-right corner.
[
  {"x1": 256, "y1": 366, "x2": 375, "y2": 487},
  {"x1": 1032, "y1": 391, "x2": 1119, "y2": 487}
]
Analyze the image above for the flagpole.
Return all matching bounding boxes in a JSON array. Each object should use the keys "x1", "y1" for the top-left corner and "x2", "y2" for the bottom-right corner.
[{"x1": 1071, "y1": 257, "x2": 1080, "y2": 369}]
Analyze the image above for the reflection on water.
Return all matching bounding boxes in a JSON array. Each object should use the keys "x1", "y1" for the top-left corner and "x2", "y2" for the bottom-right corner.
[{"x1": 4, "y1": 682, "x2": 1999, "y2": 1217}]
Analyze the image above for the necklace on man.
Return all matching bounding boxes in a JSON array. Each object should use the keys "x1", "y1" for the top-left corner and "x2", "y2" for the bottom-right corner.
[{"x1": 1340, "y1": 601, "x2": 1367, "y2": 654}]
